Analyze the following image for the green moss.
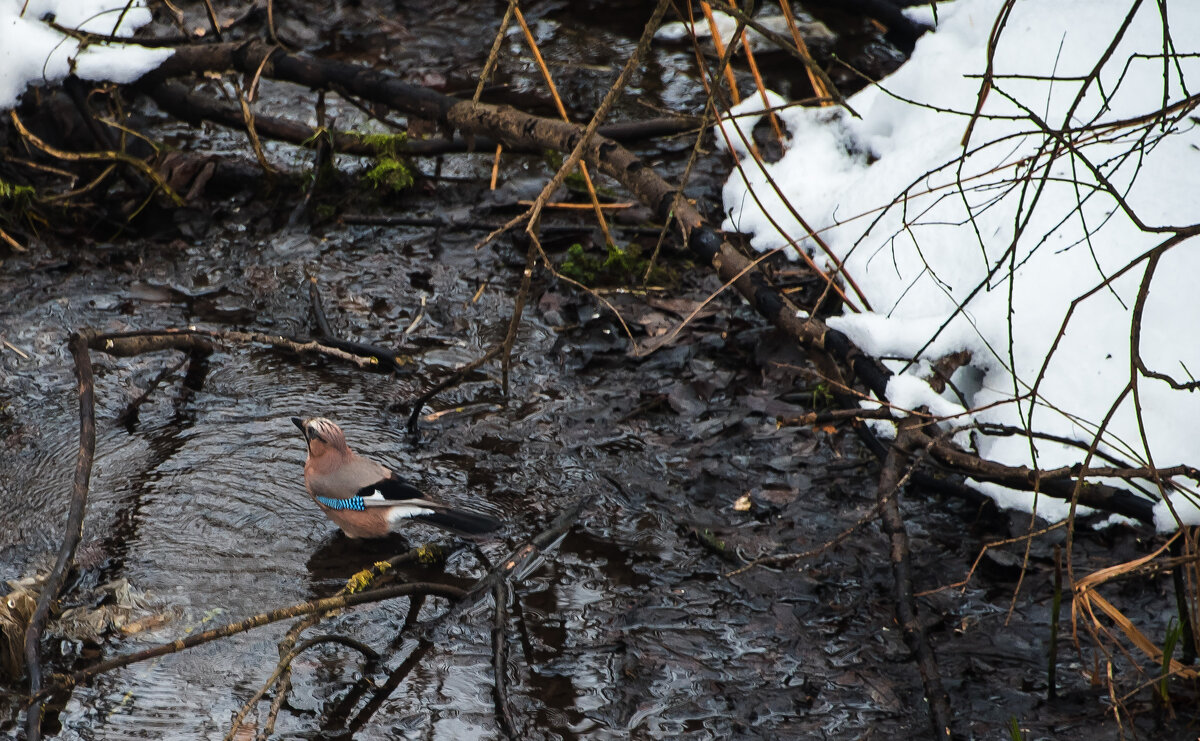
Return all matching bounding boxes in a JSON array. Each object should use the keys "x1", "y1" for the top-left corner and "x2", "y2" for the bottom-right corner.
[
  {"x1": 344, "y1": 561, "x2": 394, "y2": 594},
  {"x1": 564, "y1": 169, "x2": 590, "y2": 193},
  {"x1": 365, "y1": 158, "x2": 414, "y2": 192},
  {"x1": 813, "y1": 383, "x2": 835, "y2": 409},
  {"x1": 357, "y1": 132, "x2": 409, "y2": 156},
  {"x1": 344, "y1": 566, "x2": 376, "y2": 594},
  {"x1": 0, "y1": 179, "x2": 37, "y2": 239},
  {"x1": 560, "y1": 242, "x2": 673, "y2": 286},
  {"x1": 343, "y1": 132, "x2": 414, "y2": 194},
  {"x1": 605, "y1": 243, "x2": 638, "y2": 275},
  {"x1": 0, "y1": 180, "x2": 34, "y2": 202},
  {"x1": 560, "y1": 243, "x2": 596, "y2": 283}
]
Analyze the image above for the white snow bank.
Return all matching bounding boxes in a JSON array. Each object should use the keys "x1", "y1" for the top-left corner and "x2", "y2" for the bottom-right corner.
[
  {"x1": 714, "y1": 90, "x2": 787, "y2": 158},
  {"x1": 0, "y1": 1, "x2": 171, "y2": 109},
  {"x1": 721, "y1": 0, "x2": 1200, "y2": 529}
]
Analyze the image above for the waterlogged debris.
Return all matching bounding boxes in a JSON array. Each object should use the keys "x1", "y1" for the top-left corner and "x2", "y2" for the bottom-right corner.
[
  {"x1": 0, "y1": 586, "x2": 37, "y2": 682},
  {"x1": 2, "y1": 574, "x2": 174, "y2": 681},
  {"x1": 52, "y1": 579, "x2": 172, "y2": 645}
]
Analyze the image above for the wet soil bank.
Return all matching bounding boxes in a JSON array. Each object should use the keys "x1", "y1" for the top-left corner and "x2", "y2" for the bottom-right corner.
[{"x1": 1, "y1": 1, "x2": 1197, "y2": 739}]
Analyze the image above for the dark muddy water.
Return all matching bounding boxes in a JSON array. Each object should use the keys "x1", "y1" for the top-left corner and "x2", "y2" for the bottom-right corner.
[{"x1": 1, "y1": 2, "x2": 1195, "y2": 739}]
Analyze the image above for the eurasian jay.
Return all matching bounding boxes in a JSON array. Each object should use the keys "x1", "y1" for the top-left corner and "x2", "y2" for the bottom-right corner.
[{"x1": 292, "y1": 417, "x2": 500, "y2": 538}]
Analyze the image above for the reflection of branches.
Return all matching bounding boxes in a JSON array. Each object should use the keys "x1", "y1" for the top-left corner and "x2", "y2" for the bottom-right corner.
[
  {"x1": 227, "y1": 546, "x2": 454, "y2": 740},
  {"x1": 492, "y1": 580, "x2": 519, "y2": 740},
  {"x1": 223, "y1": 633, "x2": 379, "y2": 741}
]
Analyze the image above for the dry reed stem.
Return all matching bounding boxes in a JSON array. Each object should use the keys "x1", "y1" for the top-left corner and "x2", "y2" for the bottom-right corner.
[
  {"x1": 0, "y1": 225, "x2": 26, "y2": 251},
  {"x1": 740, "y1": 25, "x2": 785, "y2": 146},
  {"x1": 513, "y1": 5, "x2": 616, "y2": 247},
  {"x1": 776, "y1": 0, "x2": 831, "y2": 104},
  {"x1": 1072, "y1": 534, "x2": 1199, "y2": 679},
  {"x1": 700, "y1": 2, "x2": 741, "y2": 105}
]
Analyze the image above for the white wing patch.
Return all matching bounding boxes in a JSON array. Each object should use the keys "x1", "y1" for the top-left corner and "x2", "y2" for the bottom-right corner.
[
  {"x1": 362, "y1": 489, "x2": 387, "y2": 504},
  {"x1": 385, "y1": 505, "x2": 435, "y2": 525}
]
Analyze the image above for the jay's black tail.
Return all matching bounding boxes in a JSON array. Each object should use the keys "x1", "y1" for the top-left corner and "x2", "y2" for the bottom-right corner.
[{"x1": 416, "y1": 506, "x2": 501, "y2": 535}]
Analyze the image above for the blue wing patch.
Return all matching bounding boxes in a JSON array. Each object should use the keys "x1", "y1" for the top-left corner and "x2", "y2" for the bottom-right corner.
[{"x1": 316, "y1": 495, "x2": 366, "y2": 511}]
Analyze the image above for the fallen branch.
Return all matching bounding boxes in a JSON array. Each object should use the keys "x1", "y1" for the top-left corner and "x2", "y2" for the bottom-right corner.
[
  {"x1": 33, "y1": 581, "x2": 464, "y2": 704},
  {"x1": 914, "y1": 426, "x2": 1157, "y2": 524},
  {"x1": 83, "y1": 326, "x2": 404, "y2": 372},
  {"x1": 144, "y1": 79, "x2": 699, "y2": 157},
  {"x1": 883, "y1": 419, "x2": 953, "y2": 740},
  {"x1": 305, "y1": 276, "x2": 411, "y2": 373}
]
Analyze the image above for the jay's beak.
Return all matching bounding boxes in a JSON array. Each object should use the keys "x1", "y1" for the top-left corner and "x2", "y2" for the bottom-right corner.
[{"x1": 292, "y1": 417, "x2": 307, "y2": 439}]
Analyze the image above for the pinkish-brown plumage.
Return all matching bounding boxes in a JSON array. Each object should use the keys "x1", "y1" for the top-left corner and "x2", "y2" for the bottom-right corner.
[{"x1": 292, "y1": 417, "x2": 500, "y2": 538}]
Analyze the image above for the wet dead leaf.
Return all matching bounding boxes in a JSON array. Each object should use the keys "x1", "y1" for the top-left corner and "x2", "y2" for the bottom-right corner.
[
  {"x1": 645, "y1": 296, "x2": 720, "y2": 319},
  {"x1": 751, "y1": 487, "x2": 798, "y2": 509},
  {"x1": 630, "y1": 308, "x2": 675, "y2": 337}
]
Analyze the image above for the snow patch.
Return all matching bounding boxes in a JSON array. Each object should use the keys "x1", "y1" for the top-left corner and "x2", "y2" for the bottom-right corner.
[{"x1": 0, "y1": 1, "x2": 171, "y2": 109}]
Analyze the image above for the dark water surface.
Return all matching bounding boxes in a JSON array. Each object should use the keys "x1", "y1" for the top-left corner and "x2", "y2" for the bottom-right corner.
[{"x1": 0, "y1": 2, "x2": 1194, "y2": 739}]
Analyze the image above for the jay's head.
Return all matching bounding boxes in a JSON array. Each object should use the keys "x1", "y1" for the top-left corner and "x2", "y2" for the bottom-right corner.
[{"x1": 292, "y1": 417, "x2": 350, "y2": 460}]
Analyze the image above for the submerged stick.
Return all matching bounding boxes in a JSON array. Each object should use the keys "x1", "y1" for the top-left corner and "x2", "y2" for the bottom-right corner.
[
  {"x1": 87, "y1": 326, "x2": 401, "y2": 372},
  {"x1": 306, "y1": 276, "x2": 410, "y2": 372},
  {"x1": 23, "y1": 332, "x2": 96, "y2": 741}
]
